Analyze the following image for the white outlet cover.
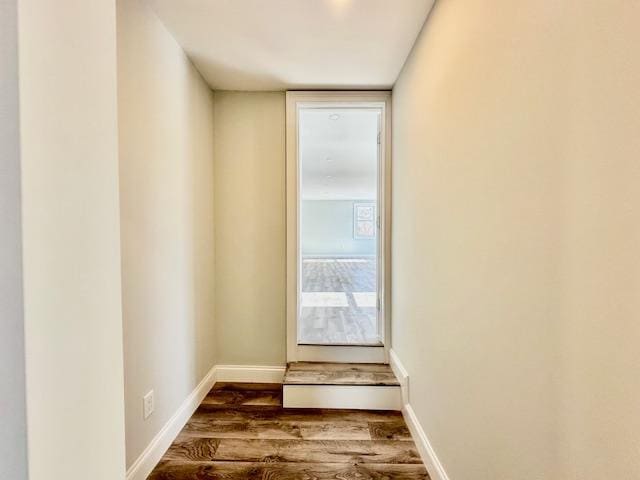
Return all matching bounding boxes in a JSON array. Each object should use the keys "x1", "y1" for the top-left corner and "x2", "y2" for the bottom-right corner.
[{"x1": 143, "y1": 390, "x2": 154, "y2": 419}]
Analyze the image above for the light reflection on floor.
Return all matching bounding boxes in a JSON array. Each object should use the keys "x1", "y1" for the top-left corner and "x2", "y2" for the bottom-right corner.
[{"x1": 299, "y1": 257, "x2": 379, "y2": 345}]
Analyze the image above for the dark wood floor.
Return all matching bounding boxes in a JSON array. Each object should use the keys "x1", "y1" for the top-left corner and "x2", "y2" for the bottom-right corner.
[{"x1": 149, "y1": 382, "x2": 429, "y2": 479}]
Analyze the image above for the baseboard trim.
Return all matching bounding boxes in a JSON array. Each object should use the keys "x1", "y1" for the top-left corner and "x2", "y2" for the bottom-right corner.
[
  {"x1": 389, "y1": 348, "x2": 409, "y2": 405},
  {"x1": 126, "y1": 360, "x2": 440, "y2": 479},
  {"x1": 391, "y1": 350, "x2": 450, "y2": 480},
  {"x1": 215, "y1": 364, "x2": 286, "y2": 383},
  {"x1": 125, "y1": 365, "x2": 217, "y2": 480},
  {"x1": 403, "y1": 403, "x2": 450, "y2": 480}
]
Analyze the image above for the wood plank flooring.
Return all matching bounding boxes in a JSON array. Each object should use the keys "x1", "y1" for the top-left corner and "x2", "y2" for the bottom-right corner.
[
  {"x1": 283, "y1": 362, "x2": 400, "y2": 386},
  {"x1": 149, "y1": 382, "x2": 428, "y2": 480},
  {"x1": 300, "y1": 257, "x2": 379, "y2": 345}
]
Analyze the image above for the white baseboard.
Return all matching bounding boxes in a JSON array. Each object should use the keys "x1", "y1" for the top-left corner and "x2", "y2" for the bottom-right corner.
[
  {"x1": 391, "y1": 350, "x2": 450, "y2": 480},
  {"x1": 283, "y1": 384, "x2": 401, "y2": 410},
  {"x1": 125, "y1": 365, "x2": 217, "y2": 480},
  {"x1": 126, "y1": 359, "x2": 446, "y2": 480},
  {"x1": 403, "y1": 404, "x2": 450, "y2": 480},
  {"x1": 214, "y1": 364, "x2": 285, "y2": 383},
  {"x1": 126, "y1": 363, "x2": 284, "y2": 479},
  {"x1": 389, "y1": 348, "x2": 409, "y2": 406}
]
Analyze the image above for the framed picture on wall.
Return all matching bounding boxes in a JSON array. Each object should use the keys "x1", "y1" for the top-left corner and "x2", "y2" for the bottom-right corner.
[{"x1": 353, "y1": 203, "x2": 376, "y2": 239}]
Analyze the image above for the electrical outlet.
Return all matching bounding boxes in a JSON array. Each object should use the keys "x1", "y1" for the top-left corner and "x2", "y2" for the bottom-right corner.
[{"x1": 143, "y1": 390, "x2": 154, "y2": 420}]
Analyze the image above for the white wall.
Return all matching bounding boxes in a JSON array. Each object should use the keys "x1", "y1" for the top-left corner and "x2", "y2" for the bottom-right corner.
[
  {"x1": 213, "y1": 92, "x2": 287, "y2": 366},
  {"x1": 392, "y1": 0, "x2": 639, "y2": 479},
  {"x1": 0, "y1": 0, "x2": 28, "y2": 478},
  {"x1": 117, "y1": 0, "x2": 216, "y2": 467},
  {"x1": 18, "y1": 0, "x2": 126, "y2": 478}
]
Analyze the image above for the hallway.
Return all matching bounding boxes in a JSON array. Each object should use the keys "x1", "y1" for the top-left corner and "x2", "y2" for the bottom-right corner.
[
  {"x1": 149, "y1": 383, "x2": 427, "y2": 479},
  {"x1": 3, "y1": 1, "x2": 639, "y2": 479}
]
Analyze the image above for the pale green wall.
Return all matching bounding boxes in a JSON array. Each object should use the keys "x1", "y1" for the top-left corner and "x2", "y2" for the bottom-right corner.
[
  {"x1": 117, "y1": 0, "x2": 216, "y2": 466},
  {"x1": 213, "y1": 91, "x2": 286, "y2": 366},
  {"x1": 0, "y1": 0, "x2": 27, "y2": 477},
  {"x1": 301, "y1": 200, "x2": 376, "y2": 257}
]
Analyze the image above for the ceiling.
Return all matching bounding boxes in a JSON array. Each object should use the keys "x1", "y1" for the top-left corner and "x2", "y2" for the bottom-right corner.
[
  {"x1": 300, "y1": 108, "x2": 378, "y2": 201},
  {"x1": 148, "y1": 0, "x2": 434, "y2": 91}
]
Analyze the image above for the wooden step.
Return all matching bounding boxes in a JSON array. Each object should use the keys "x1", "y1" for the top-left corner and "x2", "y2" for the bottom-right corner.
[
  {"x1": 283, "y1": 362, "x2": 400, "y2": 386},
  {"x1": 283, "y1": 362, "x2": 402, "y2": 410}
]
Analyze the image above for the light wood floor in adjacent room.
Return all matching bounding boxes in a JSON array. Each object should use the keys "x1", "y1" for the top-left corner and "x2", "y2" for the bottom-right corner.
[
  {"x1": 300, "y1": 257, "x2": 379, "y2": 345},
  {"x1": 149, "y1": 382, "x2": 429, "y2": 479}
]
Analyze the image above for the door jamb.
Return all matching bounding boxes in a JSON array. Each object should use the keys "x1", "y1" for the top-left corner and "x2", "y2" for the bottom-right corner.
[{"x1": 285, "y1": 91, "x2": 392, "y2": 364}]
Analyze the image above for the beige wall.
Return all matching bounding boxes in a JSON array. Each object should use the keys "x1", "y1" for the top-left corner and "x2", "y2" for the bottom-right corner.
[
  {"x1": 0, "y1": 0, "x2": 27, "y2": 478},
  {"x1": 18, "y1": 0, "x2": 126, "y2": 478},
  {"x1": 392, "y1": 0, "x2": 639, "y2": 479},
  {"x1": 117, "y1": 0, "x2": 216, "y2": 467},
  {"x1": 213, "y1": 92, "x2": 287, "y2": 366},
  {"x1": 557, "y1": 2, "x2": 640, "y2": 477}
]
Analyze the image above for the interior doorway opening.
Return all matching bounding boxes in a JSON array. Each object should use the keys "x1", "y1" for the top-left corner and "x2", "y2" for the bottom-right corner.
[
  {"x1": 299, "y1": 107, "x2": 381, "y2": 346},
  {"x1": 286, "y1": 92, "x2": 391, "y2": 363}
]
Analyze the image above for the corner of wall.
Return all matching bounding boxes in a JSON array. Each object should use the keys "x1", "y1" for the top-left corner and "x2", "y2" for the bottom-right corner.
[
  {"x1": 390, "y1": 349, "x2": 450, "y2": 480},
  {"x1": 125, "y1": 366, "x2": 217, "y2": 480}
]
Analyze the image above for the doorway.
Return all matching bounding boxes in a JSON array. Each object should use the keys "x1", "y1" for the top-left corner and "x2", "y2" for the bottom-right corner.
[{"x1": 286, "y1": 92, "x2": 391, "y2": 363}]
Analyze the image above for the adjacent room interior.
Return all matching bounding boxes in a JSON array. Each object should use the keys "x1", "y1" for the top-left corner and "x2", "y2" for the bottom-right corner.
[{"x1": 299, "y1": 107, "x2": 381, "y2": 346}]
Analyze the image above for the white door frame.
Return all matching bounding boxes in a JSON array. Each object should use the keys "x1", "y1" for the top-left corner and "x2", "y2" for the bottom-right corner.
[{"x1": 285, "y1": 91, "x2": 392, "y2": 363}]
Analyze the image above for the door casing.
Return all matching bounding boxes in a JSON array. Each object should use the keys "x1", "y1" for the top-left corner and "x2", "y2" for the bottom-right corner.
[{"x1": 285, "y1": 91, "x2": 392, "y2": 363}]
